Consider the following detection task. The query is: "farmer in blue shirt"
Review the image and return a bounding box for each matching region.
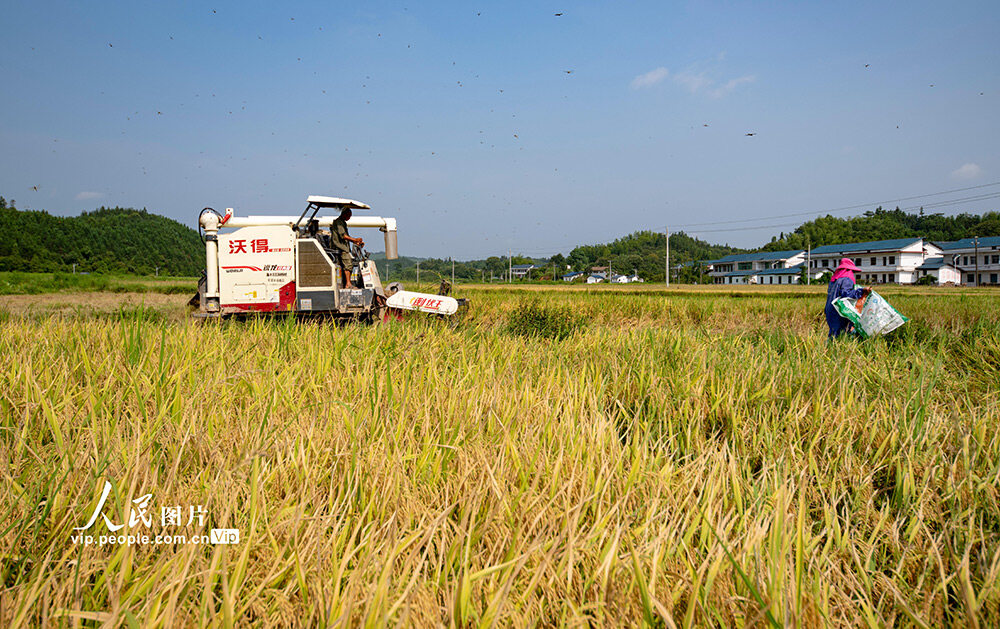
[825,258,871,337]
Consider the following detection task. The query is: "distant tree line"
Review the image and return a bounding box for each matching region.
[0,197,204,275]
[369,252,539,283]
[6,195,996,283]
[369,231,738,283]
[762,207,1000,252]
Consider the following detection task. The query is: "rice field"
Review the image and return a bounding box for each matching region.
[2,285,999,626]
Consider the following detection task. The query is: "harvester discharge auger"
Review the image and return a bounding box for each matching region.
[189,196,464,321]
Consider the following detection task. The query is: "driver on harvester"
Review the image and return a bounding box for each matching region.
[330,207,365,288]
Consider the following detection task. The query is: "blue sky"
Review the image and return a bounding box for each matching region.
[2,1,998,258]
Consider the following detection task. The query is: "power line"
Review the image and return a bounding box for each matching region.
[481,184,1000,256]
[672,180,1000,229]
[901,191,1000,210]
[684,191,1000,235]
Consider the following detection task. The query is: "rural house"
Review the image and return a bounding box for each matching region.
[933,237,1000,286]
[807,238,940,284]
[754,265,805,285]
[709,250,805,285]
[510,264,535,279]
[915,257,962,285]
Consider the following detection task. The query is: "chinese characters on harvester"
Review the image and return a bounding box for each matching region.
[229,238,270,254]
[71,480,239,546]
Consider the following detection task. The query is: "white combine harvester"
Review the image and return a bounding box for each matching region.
[190,195,462,320]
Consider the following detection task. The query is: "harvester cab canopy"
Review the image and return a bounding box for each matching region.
[305,196,371,210]
[297,196,372,237]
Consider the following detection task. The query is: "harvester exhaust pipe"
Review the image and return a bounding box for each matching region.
[382,218,398,260]
[199,207,227,313]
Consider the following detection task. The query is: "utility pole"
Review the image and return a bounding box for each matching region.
[665,226,669,287]
[508,250,512,283]
[451,259,455,286]
[806,241,811,286]
[416,261,420,288]
[975,236,980,287]
[72,263,77,274]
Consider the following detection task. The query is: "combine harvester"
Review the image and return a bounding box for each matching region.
[190,195,462,321]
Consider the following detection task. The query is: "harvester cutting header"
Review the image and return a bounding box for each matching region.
[191,195,461,320]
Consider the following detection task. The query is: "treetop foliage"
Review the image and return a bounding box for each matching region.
[762,207,1000,252]
[0,197,204,275]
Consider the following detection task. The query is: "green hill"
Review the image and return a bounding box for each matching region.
[566,230,742,282]
[0,197,204,276]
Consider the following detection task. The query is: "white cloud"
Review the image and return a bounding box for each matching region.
[709,74,756,98]
[631,57,755,97]
[630,67,669,90]
[75,191,104,200]
[950,163,982,180]
[670,68,754,98]
[672,71,713,94]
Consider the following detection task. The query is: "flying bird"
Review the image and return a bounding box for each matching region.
[564,70,573,74]
[864,64,870,68]
[745,132,756,136]
[32,186,38,191]
[554,13,564,16]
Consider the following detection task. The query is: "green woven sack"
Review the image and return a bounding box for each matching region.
[832,291,908,339]
[832,296,864,334]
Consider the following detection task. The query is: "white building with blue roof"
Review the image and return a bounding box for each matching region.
[932,237,1000,285]
[915,256,962,285]
[510,263,535,279]
[806,238,939,284]
[755,265,806,285]
[709,249,805,284]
